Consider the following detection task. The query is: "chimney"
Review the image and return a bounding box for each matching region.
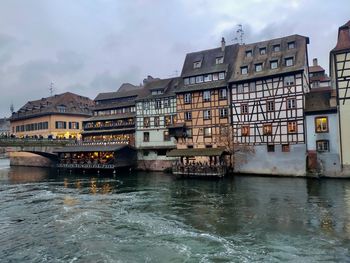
[221,37,226,52]
[313,58,318,67]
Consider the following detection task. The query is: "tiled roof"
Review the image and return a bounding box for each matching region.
[305,88,336,113]
[136,77,180,101]
[309,65,325,73]
[94,83,142,101]
[10,92,94,121]
[332,20,350,52]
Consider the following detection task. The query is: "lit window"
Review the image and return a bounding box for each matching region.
[143,132,149,142]
[315,117,328,133]
[317,140,329,152]
[185,111,192,121]
[143,117,150,128]
[267,101,275,112]
[219,72,225,79]
[204,127,212,137]
[255,63,263,72]
[288,121,297,133]
[260,47,266,55]
[219,88,227,99]
[282,144,290,152]
[203,110,211,120]
[241,104,248,114]
[203,90,211,102]
[242,126,250,136]
[284,75,295,86]
[196,75,204,83]
[285,57,294,67]
[164,115,172,126]
[184,78,189,85]
[216,56,224,64]
[241,66,248,75]
[204,74,212,82]
[273,44,280,52]
[263,124,272,135]
[288,41,295,49]
[267,145,275,152]
[219,108,228,118]
[246,50,253,57]
[163,131,170,141]
[193,61,201,69]
[184,93,192,104]
[270,60,278,69]
[287,98,296,109]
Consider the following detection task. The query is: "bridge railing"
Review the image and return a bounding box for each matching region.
[0,138,75,147]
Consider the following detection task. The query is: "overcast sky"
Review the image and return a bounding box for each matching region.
[0,0,348,117]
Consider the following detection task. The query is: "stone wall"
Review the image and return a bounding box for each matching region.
[9,152,55,168]
[137,159,173,171]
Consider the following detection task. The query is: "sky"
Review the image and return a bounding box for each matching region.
[0,0,348,117]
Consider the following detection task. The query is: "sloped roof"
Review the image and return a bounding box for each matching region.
[136,77,180,101]
[309,65,325,73]
[94,84,142,101]
[332,20,350,52]
[11,92,94,121]
[305,88,336,113]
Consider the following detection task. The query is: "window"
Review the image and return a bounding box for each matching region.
[288,121,297,133]
[317,140,329,152]
[285,57,294,67]
[212,73,219,81]
[287,98,296,109]
[163,131,170,141]
[143,102,150,110]
[284,75,295,86]
[143,117,150,128]
[270,60,278,69]
[216,57,224,64]
[204,127,212,137]
[186,128,192,138]
[155,100,162,109]
[219,108,228,118]
[249,82,256,92]
[242,126,250,136]
[151,90,163,95]
[259,47,266,55]
[246,50,253,57]
[241,104,248,114]
[55,121,66,129]
[241,66,248,75]
[203,90,211,102]
[185,111,192,121]
[69,122,79,129]
[143,132,150,142]
[267,101,275,112]
[282,144,290,152]
[219,88,227,99]
[315,117,328,133]
[288,41,295,49]
[219,72,225,79]
[184,93,192,104]
[154,116,160,127]
[237,84,244,93]
[255,63,263,72]
[263,124,272,135]
[203,110,211,120]
[184,78,190,85]
[204,74,212,82]
[164,115,172,126]
[272,44,280,52]
[196,75,204,83]
[193,61,201,69]
[190,77,196,84]
[267,145,275,152]
[57,105,66,113]
[164,99,169,108]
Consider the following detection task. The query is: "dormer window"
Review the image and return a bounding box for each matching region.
[245,50,253,57]
[218,72,225,79]
[184,78,189,85]
[204,74,212,82]
[285,57,294,67]
[193,61,201,69]
[151,90,163,95]
[241,66,248,75]
[255,63,263,72]
[57,105,66,113]
[259,47,266,55]
[190,77,195,84]
[273,44,281,52]
[195,75,204,83]
[270,60,278,69]
[288,41,295,49]
[216,56,224,64]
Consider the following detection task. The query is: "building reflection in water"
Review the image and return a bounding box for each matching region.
[62,176,115,195]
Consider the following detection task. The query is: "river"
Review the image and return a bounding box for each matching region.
[0,158,350,262]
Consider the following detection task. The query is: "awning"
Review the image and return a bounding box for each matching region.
[54,144,133,153]
[138,145,176,150]
[166,147,228,157]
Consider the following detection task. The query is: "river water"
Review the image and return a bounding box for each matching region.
[0,158,350,262]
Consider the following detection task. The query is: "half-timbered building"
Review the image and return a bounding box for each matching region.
[330,20,350,173]
[229,35,310,175]
[82,83,142,146]
[135,77,179,170]
[171,38,237,151]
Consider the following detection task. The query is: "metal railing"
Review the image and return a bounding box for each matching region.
[0,138,75,147]
[57,163,115,169]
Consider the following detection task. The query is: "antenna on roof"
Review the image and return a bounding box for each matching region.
[233,24,245,45]
[49,82,54,97]
[10,103,14,114]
